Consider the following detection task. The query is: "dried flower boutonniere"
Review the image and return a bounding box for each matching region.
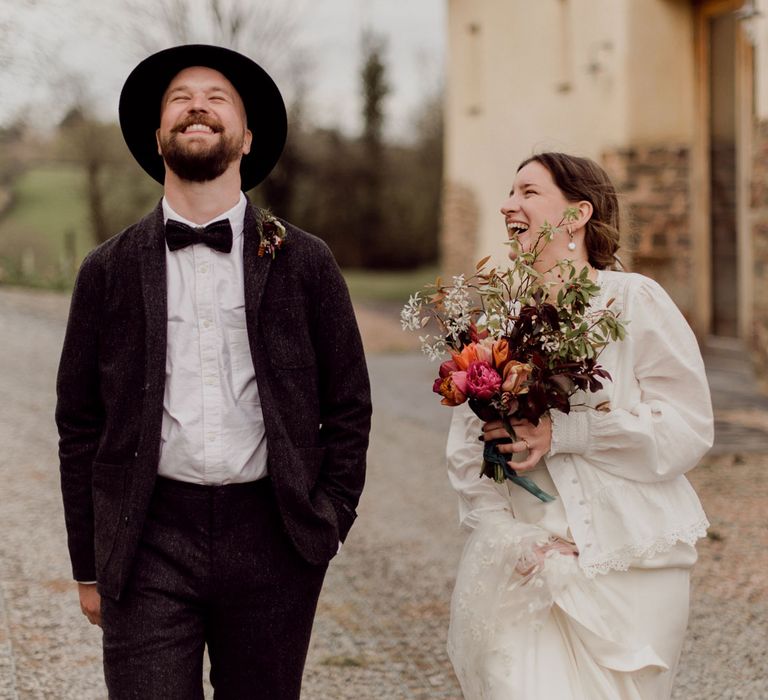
[258,213,288,258]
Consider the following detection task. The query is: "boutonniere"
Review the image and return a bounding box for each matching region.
[258,212,288,258]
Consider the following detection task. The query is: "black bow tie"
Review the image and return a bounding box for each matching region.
[165,218,233,254]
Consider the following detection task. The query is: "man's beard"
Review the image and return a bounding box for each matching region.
[159,120,245,183]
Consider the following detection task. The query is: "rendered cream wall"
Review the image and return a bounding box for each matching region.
[753,0,768,120]
[445,0,697,263]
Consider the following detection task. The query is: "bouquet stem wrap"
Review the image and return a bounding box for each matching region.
[481,438,555,503]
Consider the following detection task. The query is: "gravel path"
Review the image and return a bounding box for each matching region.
[0,287,765,699]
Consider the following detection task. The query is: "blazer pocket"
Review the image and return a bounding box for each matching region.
[91,461,128,576]
[263,297,315,369]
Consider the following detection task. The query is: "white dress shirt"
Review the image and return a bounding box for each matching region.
[447,270,713,577]
[158,193,268,484]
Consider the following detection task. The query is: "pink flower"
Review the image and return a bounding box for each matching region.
[452,371,468,395]
[465,361,502,400]
[475,336,495,364]
[439,358,459,378]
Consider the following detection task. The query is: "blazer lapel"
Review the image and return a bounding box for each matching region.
[243,202,272,338]
[138,204,168,441]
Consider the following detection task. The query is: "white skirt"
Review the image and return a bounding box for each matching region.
[447,468,695,700]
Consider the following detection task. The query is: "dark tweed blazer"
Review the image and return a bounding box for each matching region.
[55,201,372,600]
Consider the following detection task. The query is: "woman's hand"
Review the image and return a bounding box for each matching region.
[481,415,552,473]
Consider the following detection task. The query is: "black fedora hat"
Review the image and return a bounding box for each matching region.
[119,44,287,191]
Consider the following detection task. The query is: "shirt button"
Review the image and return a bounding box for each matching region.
[585,542,593,548]
[578,500,586,506]
[202,320,212,329]
[584,518,591,525]
[571,478,578,485]
[205,377,216,386]
[207,433,216,442]
[198,265,208,273]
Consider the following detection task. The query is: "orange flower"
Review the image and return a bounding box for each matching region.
[502,361,532,395]
[492,338,511,371]
[452,344,479,371]
[436,372,468,406]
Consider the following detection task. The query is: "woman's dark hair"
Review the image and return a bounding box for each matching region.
[517,152,621,270]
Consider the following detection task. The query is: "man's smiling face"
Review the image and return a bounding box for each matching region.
[156,65,252,183]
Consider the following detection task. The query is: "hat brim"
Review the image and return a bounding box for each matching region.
[119,44,287,191]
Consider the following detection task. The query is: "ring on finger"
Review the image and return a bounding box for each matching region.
[521,438,531,452]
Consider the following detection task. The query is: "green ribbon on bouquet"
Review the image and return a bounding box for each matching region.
[481,437,556,503]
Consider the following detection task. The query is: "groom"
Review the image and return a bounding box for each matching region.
[55,44,371,699]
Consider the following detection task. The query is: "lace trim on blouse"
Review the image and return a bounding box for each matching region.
[580,517,710,577]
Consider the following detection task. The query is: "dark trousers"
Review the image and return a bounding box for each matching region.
[101,477,328,700]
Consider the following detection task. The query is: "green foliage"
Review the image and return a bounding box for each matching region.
[252,32,442,271]
[57,108,162,245]
[0,164,90,287]
[0,111,161,287]
[343,265,438,303]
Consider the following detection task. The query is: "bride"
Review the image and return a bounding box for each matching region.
[446,152,713,699]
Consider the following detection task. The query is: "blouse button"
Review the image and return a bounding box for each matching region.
[571,478,578,485]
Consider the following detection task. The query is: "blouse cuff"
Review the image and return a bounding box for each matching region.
[549,409,589,456]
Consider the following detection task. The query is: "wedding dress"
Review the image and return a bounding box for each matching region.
[447,463,696,700]
[446,271,713,699]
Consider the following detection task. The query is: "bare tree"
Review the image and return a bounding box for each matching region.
[122,0,307,79]
[58,101,160,245]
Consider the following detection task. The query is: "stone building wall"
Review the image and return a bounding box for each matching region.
[440,180,480,279]
[750,119,768,373]
[601,145,693,317]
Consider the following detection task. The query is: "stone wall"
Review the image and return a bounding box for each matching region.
[440,179,480,278]
[750,119,768,374]
[601,144,693,317]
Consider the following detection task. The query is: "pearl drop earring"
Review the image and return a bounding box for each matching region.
[567,226,576,251]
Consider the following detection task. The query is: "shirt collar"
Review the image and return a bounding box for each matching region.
[162,192,247,241]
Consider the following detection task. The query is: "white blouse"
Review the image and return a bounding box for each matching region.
[446,270,713,577]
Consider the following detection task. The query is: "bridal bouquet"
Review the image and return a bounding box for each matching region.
[401,211,626,502]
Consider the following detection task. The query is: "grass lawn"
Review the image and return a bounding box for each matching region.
[342,266,438,305]
[0,164,91,284]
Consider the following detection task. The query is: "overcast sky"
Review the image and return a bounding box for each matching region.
[1,0,445,142]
